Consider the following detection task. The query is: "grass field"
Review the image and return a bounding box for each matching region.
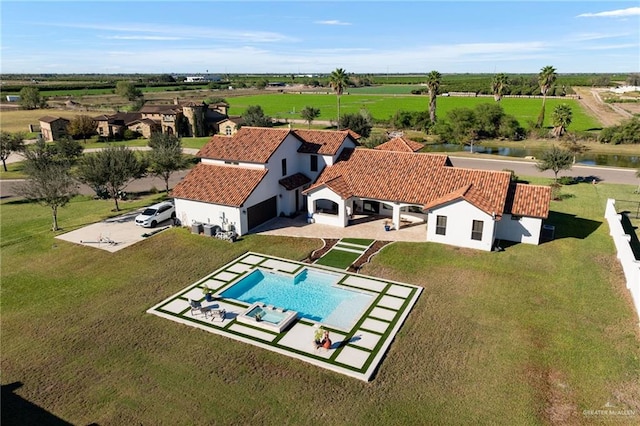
[1,178,639,424]
[227,93,602,131]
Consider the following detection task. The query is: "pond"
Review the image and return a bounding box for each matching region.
[421,144,639,168]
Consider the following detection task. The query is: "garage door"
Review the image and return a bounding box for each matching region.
[247,196,277,230]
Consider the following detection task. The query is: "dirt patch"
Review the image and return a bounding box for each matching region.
[572,87,633,127]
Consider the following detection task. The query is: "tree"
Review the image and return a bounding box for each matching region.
[426,70,442,124]
[561,136,590,164]
[67,115,97,143]
[18,87,46,110]
[551,104,573,137]
[536,145,573,183]
[0,131,25,171]
[256,79,269,90]
[148,133,186,192]
[626,73,640,86]
[17,139,77,231]
[329,68,349,130]
[536,65,557,128]
[491,73,509,102]
[446,107,479,152]
[599,117,640,145]
[300,106,321,128]
[115,81,143,101]
[339,110,373,138]
[53,137,84,164]
[242,105,273,127]
[76,145,147,211]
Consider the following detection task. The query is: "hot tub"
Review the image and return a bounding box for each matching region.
[236,302,298,333]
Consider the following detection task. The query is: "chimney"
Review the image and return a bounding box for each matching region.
[173,97,179,105]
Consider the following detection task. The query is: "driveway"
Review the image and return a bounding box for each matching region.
[55,210,173,252]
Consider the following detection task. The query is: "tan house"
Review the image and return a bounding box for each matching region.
[39,116,70,141]
[216,116,244,135]
[94,112,146,139]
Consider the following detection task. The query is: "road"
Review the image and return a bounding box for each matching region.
[449,155,638,185]
[1,156,637,200]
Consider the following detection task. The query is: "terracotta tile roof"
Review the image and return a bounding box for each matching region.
[506,183,552,218]
[279,173,311,190]
[171,163,267,207]
[295,129,358,155]
[346,129,362,140]
[197,127,293,163]
[375,137,424,153]
[139,105,182,114]
[306,149,517,217]
[305,149,450,204]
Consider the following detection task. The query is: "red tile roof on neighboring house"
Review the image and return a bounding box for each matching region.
[294,129,358,155]
[171,163,267,207]
[375,137,424,153]
[197,127,293,163]
[505,183,552,218]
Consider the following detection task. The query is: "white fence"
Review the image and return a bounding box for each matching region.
[605,199,640,321]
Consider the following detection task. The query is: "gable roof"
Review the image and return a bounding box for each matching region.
[305,149,451,204]
[171,163,267,207]
[279,172,312,190]
[197,127,294,163]
[306,148,514,218]
[375,136,424,153]
[505,183,552,218]
[139,104,182,114]
[39,116,69,123]
[294,129,358,155]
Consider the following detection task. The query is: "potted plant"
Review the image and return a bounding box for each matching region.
[202,285,214,302]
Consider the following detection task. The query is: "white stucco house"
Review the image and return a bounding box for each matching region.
[173,127,552,251]
[172,127,359,235]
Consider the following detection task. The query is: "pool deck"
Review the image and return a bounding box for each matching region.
[147,252,422,381]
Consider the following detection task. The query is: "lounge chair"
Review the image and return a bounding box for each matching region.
[189,299,202,315]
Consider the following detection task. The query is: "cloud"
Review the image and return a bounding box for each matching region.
[103,35,185,41]
[314,20,351,26]
[577,7,640,18]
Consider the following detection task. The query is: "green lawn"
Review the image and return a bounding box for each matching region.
[1,180,639,424]
[314,249,362,269]
[226,93,601,131]
[340,238,374,246]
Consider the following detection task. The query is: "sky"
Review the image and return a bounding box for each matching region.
[1,1,639,74]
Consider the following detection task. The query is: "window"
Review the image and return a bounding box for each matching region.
[310,155,318,172]
[281,158,287,176]
[225,126,232,135]
[471,220,484,241]
[435,215,447,235]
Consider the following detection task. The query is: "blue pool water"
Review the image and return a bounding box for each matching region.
[220,268,374,330]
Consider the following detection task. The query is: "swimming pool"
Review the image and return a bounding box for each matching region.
[220,268,374,330]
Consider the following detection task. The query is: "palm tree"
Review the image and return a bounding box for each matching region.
[491,73,509,102]
[551,104,572,137]
[426,70,442,124]
[329,68,349,130]
[536,65,557,128]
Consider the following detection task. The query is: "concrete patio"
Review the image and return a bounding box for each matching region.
[251,213,427,242]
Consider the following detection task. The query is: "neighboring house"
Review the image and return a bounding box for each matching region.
[216,117,244,135]
[38,116,70,141]
[93,99,231,139]
[374,136,424,153]
[305,148,551,251]
[172,127,360,235]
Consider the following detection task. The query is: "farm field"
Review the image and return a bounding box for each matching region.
[1,179,639,424]
[226,93,602,131]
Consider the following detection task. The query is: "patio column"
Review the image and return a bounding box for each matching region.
[392,204,401,230]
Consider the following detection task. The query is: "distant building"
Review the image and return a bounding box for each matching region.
[6,95,20,102]
[39,116,70,141]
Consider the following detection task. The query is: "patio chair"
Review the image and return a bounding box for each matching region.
[189,299,202,316]
[210,309,226,322]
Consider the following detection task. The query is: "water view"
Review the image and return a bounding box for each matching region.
[422,144,639,168]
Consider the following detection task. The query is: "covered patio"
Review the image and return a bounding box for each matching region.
[251,212,426,242]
